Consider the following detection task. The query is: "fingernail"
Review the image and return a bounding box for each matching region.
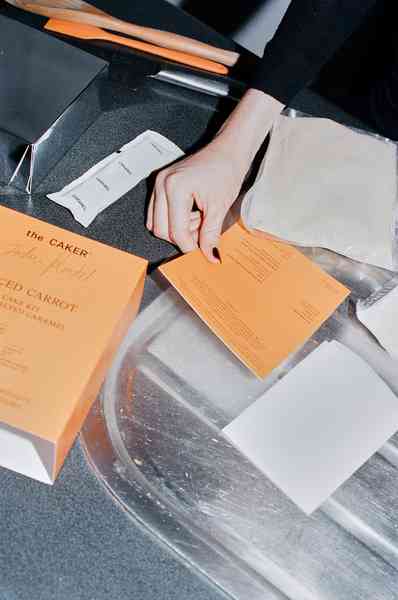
[212,247,222,263]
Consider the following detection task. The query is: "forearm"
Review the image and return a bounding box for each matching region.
[212,89,284,174]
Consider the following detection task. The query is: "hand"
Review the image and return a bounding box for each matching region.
[147,89,284,262]
[146,138,247,263]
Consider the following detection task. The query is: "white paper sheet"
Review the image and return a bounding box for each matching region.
[223,340,398,514]
[358,285,398,359]
[48,130,184,227]
[241,116,397,270]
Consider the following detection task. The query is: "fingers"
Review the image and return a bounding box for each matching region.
[153,175,171,242]
[147,168,226,264]
[166,175,197,253]
[191,227,200,247]
[147,171,199,253]
[146,141,242,261]
[199,209,224,263]
[189,211,201,232]
[148,176,224,263]
[147,172,170,241]
[146,191,154,231]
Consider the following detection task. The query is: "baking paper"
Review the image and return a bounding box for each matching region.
[223,340,398,514]
[48,130,184,227]
[241,116,397,270]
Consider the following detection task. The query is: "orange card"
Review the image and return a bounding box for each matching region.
[160,223,349,379]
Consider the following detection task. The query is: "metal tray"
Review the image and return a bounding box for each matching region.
[82,247,398,599]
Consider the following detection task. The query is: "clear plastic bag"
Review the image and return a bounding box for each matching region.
[241,108,398,278]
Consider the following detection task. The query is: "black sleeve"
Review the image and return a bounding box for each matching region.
[250,0,380,104]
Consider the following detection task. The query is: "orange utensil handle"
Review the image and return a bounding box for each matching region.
[44,18,229,75]
[104,31,229,75]
[25,2,239,67]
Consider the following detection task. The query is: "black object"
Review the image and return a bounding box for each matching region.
[212,247,221,262]
[0,14,107,191]
[314,1,398,138]
[181,0,263,36]
[249,0,380,104]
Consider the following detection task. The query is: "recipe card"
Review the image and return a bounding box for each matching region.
[159,223,349,379]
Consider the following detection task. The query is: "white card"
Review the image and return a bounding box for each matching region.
[223,340,398,514]
[358,286,398,359]
[48,130,184,227]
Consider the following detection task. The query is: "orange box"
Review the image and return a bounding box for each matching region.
[0,205,147,484]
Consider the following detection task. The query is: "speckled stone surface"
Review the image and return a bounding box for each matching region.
[0,69,230,600]
[0,2,366,597]
[0,438,228,600]
[0,87,362,600]
[0,12,235,596]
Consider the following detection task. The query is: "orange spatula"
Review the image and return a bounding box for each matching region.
[44,19,229,75]
[7,0,239,66]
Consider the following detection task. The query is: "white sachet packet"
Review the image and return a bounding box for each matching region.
[241,116,397,270]
[48,130,184,227]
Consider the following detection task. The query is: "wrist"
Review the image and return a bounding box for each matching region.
[214,89,284,172]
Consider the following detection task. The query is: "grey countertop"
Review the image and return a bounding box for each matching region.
[0,2,367,598]
[0,74,230,600]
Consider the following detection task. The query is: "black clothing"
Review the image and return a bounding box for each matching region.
[250,0,380,103]
[250,0,398,138]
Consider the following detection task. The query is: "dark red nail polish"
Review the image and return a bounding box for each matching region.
[212,247,221,262]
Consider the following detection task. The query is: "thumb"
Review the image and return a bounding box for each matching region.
[199,211,224,263]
